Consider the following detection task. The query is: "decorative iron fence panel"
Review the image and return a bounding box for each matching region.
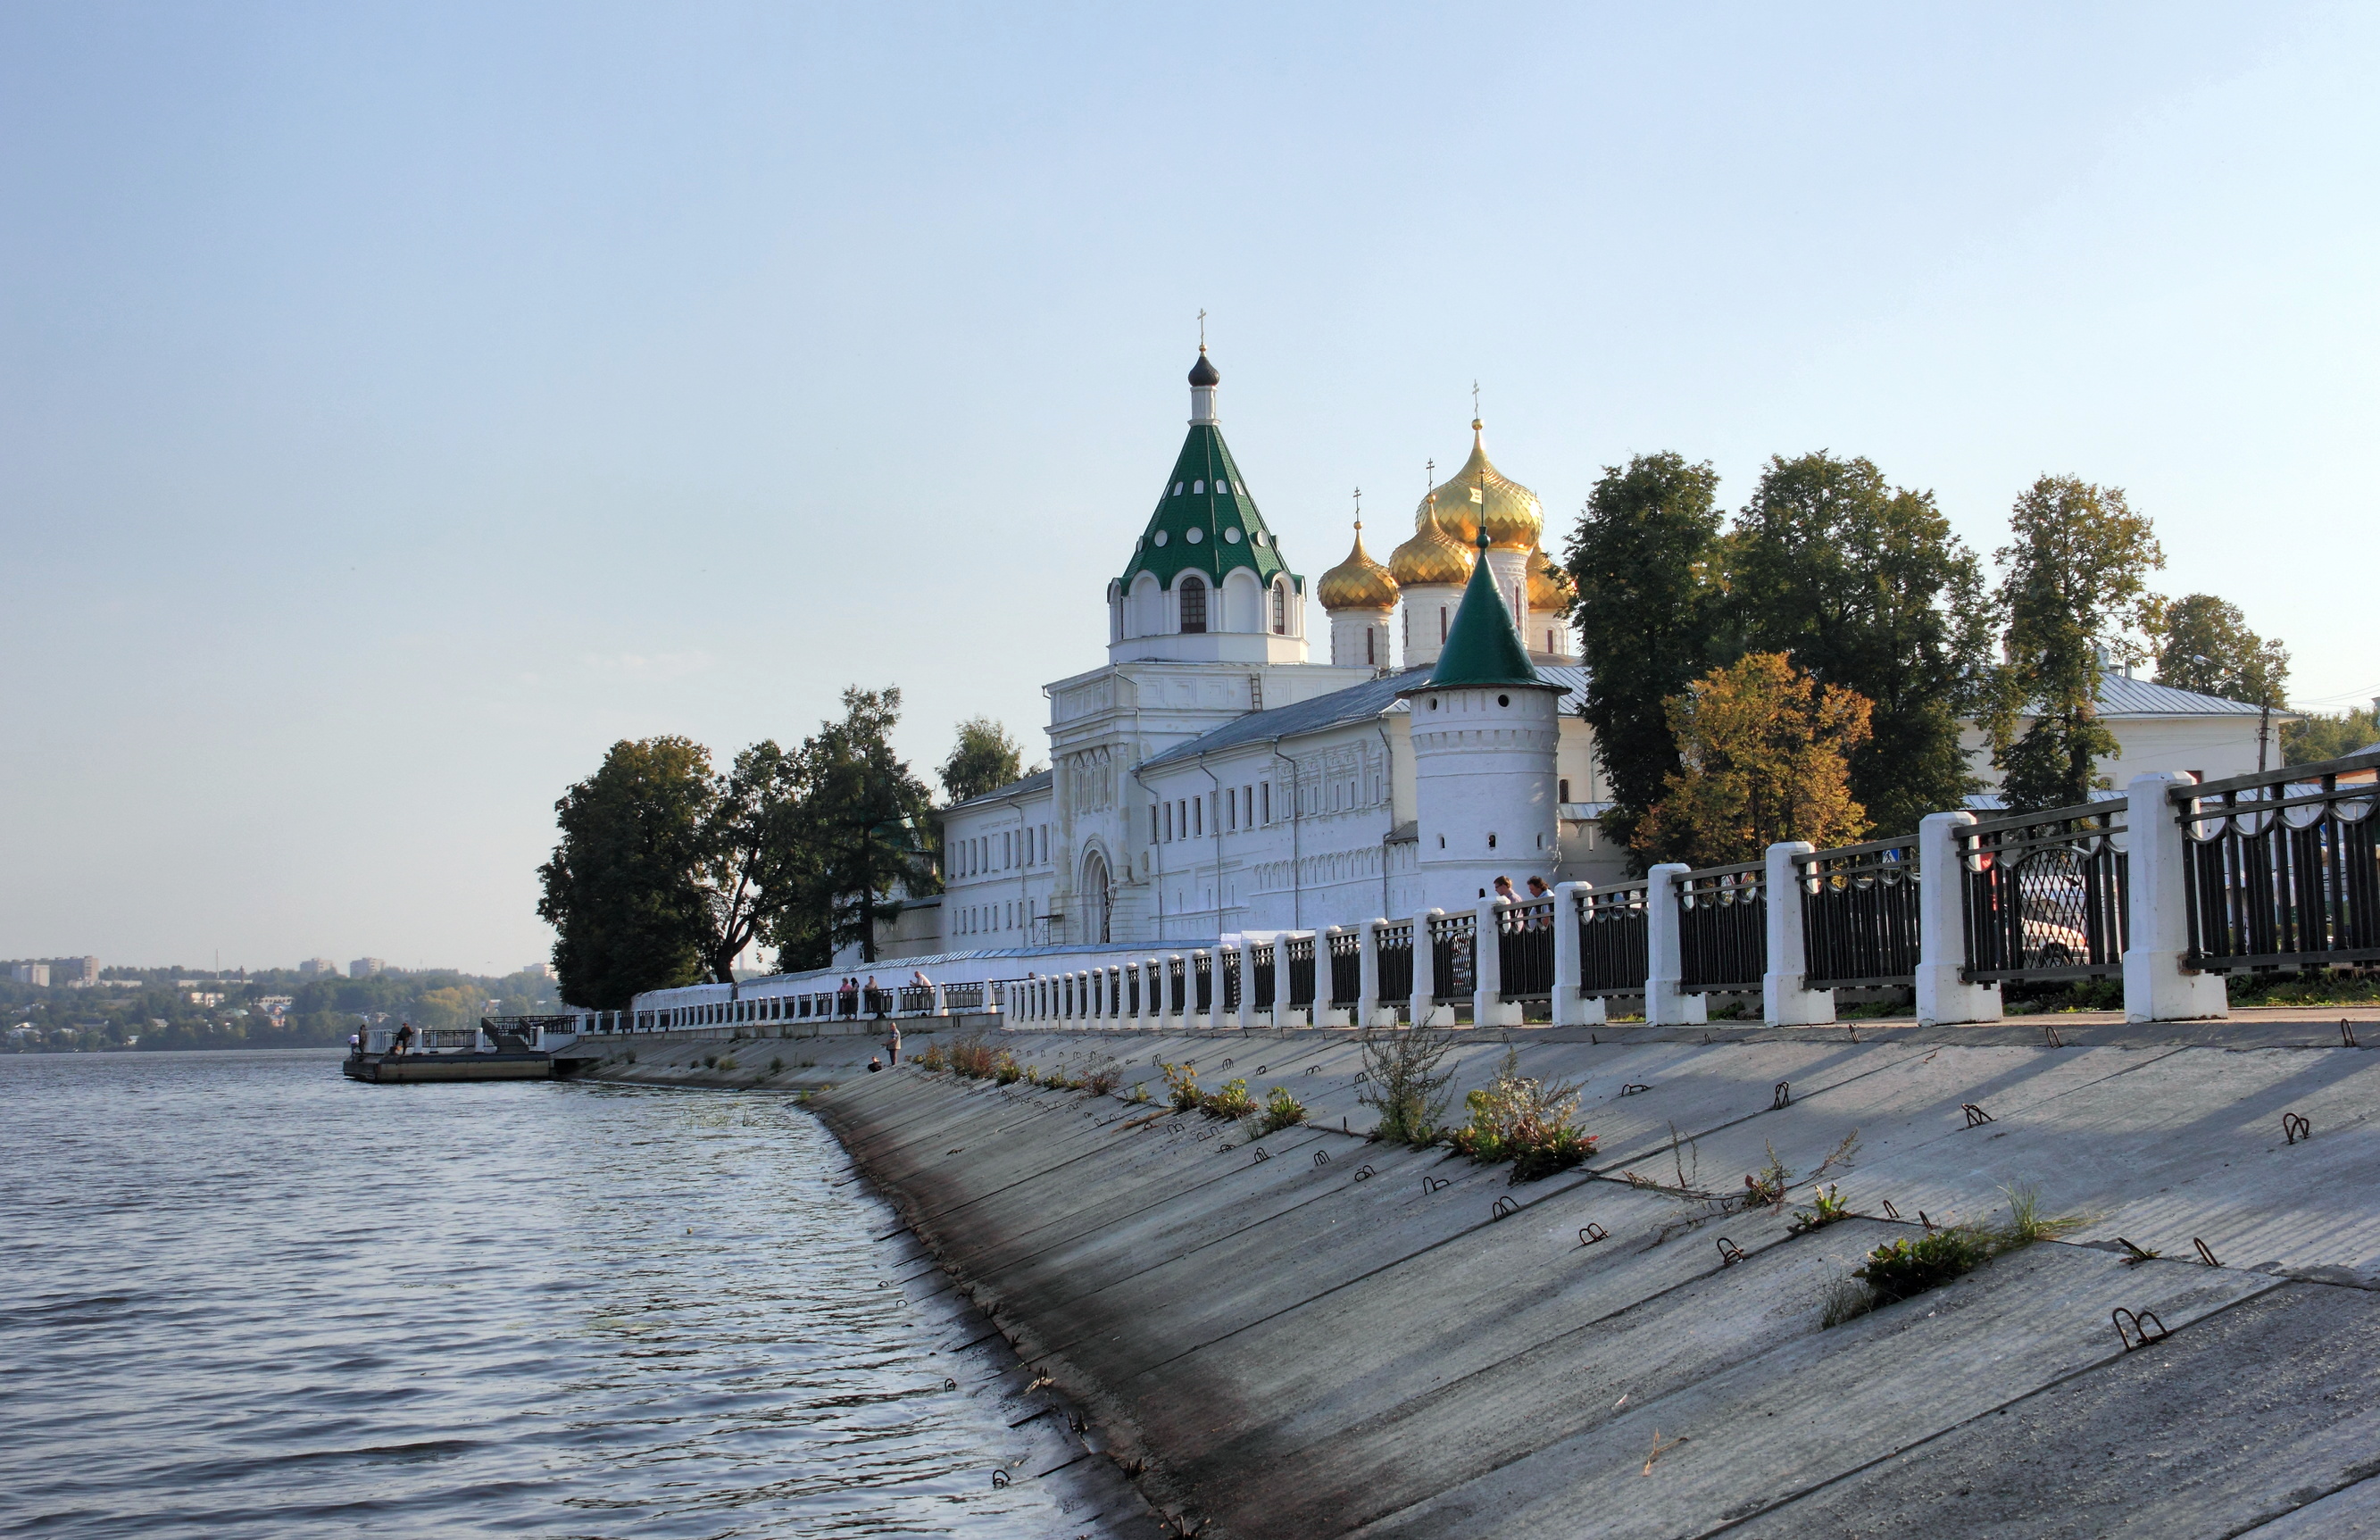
[1577,885,1650,996]
[1286,936,1317,1008]
[1168,957,1186,1013]
[897,984,933,1014]
[1329,929,1362,1003]
[1429,912,1477,1003]
[944,982,985,1012]
[1221,952,1241,1012]
[1957,800,2128,981]
[1377,920,1415,1002]
[1498,899,1556,999]
[1678,862,1767,992]
[1797,837,1921,987]
[1249,944,1275,1012]
[2179,753,2380,971]
[1193,952,1212,1013]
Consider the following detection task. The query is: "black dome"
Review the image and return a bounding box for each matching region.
[1187,350,1219,387]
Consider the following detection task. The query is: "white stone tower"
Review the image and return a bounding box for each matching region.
[1317,510,1398,670]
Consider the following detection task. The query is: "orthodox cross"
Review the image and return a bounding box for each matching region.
[1472,379,1480,419]
[1197,309,1207,348]
[1352,487,1362,527]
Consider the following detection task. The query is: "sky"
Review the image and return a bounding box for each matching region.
[4,2,2375,974]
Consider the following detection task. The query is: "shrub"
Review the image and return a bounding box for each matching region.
[1161,1061,1201,1113]
[915,1041,950,1071]
[714,1054,736,1073]
[1081,1057,1121,1097]
[1445,1049,1596,1184]
[1827,1183,2083,1324]
[1202,1078,1257,1120]
[994,1054,1023,1086]
[1256,1086,1307,1135]
[1359,1026,1457,1146]
[769,1055,784,1074]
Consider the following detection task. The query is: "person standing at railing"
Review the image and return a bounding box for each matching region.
[864,975,884,1017]
[837,977,857,1019]
[1494,875,1518,902]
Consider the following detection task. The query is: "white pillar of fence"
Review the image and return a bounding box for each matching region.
[1644,863,1709,1026]
[1551,881,1605,1027]
[1914,811,2001,1026]
[1474,897,1517,1028]
[1411,909,1442,1027]
[1311,928,1340,1027]
[1134,960,1153,1030]
[1223,942,1244,1030]
[1156,956,1176,1031]
[1763,842,1836,1026]
[1357,920,1383,1028]
[2124,770,2230,1023]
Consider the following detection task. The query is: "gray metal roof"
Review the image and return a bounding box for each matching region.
[2088,670,2282,718]
[943,768,1053,814]
[1142,662,1591,770]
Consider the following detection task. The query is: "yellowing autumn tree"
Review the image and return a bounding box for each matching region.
[1635,653,1876,869]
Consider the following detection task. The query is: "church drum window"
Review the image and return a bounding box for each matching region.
[1180,575,1207,633]
[1271,581,1286,635]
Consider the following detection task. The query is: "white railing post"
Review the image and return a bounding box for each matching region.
[1645,864,1708,1026]
[1474,898,1514,1027]
[1411,910,1442,1028]
[1357,920,1383,1028]
[2124,772,2229,1022]
[1763,842,1835,1026]
[1313,928,1341,1028]
[1551,882,1604,1026]
[1915,812,2001,1026]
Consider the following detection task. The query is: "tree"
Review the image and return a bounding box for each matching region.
[2284,707,2379,767]
[1987,476,2164,812]
[766,687,939,969]
[940,716,1028,804]
[1635,653,1875,869]
[537,737,712,1009]
[1728,452,1993,837]
[2154,593,2291,771]
[1564,453,1731,863]
[690,739,811,985]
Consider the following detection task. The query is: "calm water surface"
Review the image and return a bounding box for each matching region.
[0,1050,1075,1537]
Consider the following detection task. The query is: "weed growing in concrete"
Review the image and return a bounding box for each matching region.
[2226,969,2380,1008]
[913,1041,949,1071]
[1256,1086,1307,1134]
[1818,1276,1875,1328]
[927,1036,1020,1084]
[1359,1025,1457,1145]
[625,1051,637,1064]
[1202,1078,1257,1120]
[1161,1061,1202,1113]
[1788,1184,1854,1233]
[769,1055,784,1075]
[1446,1049,1595,1184]
[714,1054,737,1073]
[1829,1183,2084,1323]
[1739,1143,1791,1209]
[1128,1081,1152,1104]
[994,1055,1023,1086]
[1080,1057,1121,1097]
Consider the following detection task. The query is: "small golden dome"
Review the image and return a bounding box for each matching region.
[1388,497,1475,587]
[1527,545,1574,613]
[1319,522,1399,612]
[1419,420,1542,551]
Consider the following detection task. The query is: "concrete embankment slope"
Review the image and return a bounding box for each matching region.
[811,1024,2380,1539]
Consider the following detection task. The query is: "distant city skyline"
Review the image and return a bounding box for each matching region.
[4,3,2375,968]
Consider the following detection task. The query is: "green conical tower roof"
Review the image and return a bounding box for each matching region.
[1427,527,1544,688]
[1119,351,1297,594]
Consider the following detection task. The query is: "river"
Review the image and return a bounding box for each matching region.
[0,1049,1089,1537]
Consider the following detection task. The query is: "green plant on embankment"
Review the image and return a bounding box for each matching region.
[1201,1078,1257,1120]
[1789,1184,1854,1233]
[713,1054,736,1073]
[1445,1049,1596,1184]
[1161,1061,1202,1113]
[1824,1183,2084,1328]
[1358,1025,1457,1146]
[1255,1086,1306,1134]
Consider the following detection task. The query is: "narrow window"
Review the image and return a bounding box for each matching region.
[1163,803,1172,842]
[1546,629,1555,653]
[1152,805,1161,842]
[1560,778,1571,802]
[1261,782,1270,823]
[1365,628,1375,665]
[1439,607,1449,643]
[1179,575,1207,633]
[1271,582,1286,634]
[1194,796,1203,837]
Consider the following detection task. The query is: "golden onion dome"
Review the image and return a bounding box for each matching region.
[1387,495,1475,587]
[1527,545,1574,612]
[1419,420,1543,551]
[1318,521,1399,612]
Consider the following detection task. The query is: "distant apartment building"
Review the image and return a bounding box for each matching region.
[350,957,386,978]
[11,963,50,986]
[60,956,98,986]
[297,958,339,978]
[520,962,553,979]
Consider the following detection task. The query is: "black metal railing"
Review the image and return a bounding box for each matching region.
[1168,956,1186,1014]
[1577,884,1649,997]
[945,981,986,1012]
[1248,944,1274,1013]
[2179,752,2380,971]
[1328,928,1361,1005]
[1194,952,1214,1013]
[1678,862,1767,993]
[1286,935,1317,1009]
[1497,898,1556,999]
[1798,837,1920,987]
[1377,920,1414,1003]
[896,984,933,1015]
[1221,950,1241,1013]
[1957,800,2128,981]
[1428,911,1476,1003]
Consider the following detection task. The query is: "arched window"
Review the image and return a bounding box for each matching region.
[1180,575,1207,633]
[1271,581,1287,634]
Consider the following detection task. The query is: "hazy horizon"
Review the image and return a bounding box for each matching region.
[6,3,2375,971]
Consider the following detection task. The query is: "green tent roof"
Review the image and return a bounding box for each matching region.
[1119,422,1298,593]
[1426,532,1544,688]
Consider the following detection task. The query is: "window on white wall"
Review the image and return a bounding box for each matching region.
[1194,797,1203,837]
[1261,783,1270,822]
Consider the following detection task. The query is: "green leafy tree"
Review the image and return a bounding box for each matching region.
[2284,707,2380,767]
[768,687,940,968]
[940,716,1028,804]
[1635,653,1875,868]
[1729,452,1992,837]
[2154,593,2291,771]
[1986,476,2165,812]
[1564,453,1732,863]
[537,737,712,1009]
